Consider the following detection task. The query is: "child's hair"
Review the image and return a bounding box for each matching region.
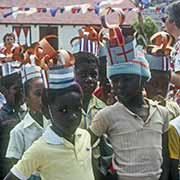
[73,52,98,67]
[42,84,83,107]
[0,72,21,90]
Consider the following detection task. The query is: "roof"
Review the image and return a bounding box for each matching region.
[0,0,137,25]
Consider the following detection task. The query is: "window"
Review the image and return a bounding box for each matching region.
[12,26,31,46]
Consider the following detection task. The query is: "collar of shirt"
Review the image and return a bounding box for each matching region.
[42,126,83,145]
[121,98,158,123]
[86,95,106,113]
[23,112,48,129]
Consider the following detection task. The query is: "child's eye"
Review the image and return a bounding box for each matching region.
[59,108,68,113]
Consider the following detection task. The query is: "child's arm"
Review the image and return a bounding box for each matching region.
[159,131,170,180]
[168,124,180,180]
[88,110,109,146]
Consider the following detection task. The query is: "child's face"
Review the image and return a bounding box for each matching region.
[75,62,98,96]
[26,78,43,113]
[50,91,82,137]
[145,71,170,99]
[111,74,143,103]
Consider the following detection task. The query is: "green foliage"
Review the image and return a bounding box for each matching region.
[133,16,158,46]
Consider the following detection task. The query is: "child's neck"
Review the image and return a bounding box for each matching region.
[123,95,149,122]
[29,111,43,127]
[51,126,75,145]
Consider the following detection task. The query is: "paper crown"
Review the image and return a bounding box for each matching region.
[146,54,171,71]
[41,49,77,90]
[2,61,21,77]
[21,64,43,84]
[44,65,76,90]
[70,26,101,56]
[99,8,151,80]
[146,31,173,72]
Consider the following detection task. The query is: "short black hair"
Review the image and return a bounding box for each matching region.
[42,84,83,107]
[0,72,21,90]
[168,1,180,28]
[73,52,98,67]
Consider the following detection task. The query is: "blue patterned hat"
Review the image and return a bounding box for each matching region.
[42,49,77,90]
[106,38,151,81]
[21,63,43,84]
[71,26,99,56]
[44,65,77,90]
[146,54,171,71]
[2,61,21,77]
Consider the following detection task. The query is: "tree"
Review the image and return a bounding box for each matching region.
[133,16,158,46]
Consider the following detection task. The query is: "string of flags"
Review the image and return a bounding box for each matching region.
[0,2,167,19]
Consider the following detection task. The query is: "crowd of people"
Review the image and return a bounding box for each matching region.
[1,1,180,180]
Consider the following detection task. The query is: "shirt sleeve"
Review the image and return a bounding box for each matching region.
[6,128,24,159]
[90,109,109,137]
[10,141,43,179]
[168,124,180,160]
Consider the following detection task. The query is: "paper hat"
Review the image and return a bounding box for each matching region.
[44,65,77,90]
[99,8,151,80]
[70,26,100,56]
[2,61,21,77]
[146,31,173,72]
[146,54,171,71]
[106,39,151,80]
[21,63,43,84]
[42,49,77,90]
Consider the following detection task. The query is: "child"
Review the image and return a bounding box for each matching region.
[89,26,169,180]
[4,51,95,180]
[74,52,106,129]
[0,71,24,179]
[6,64,49,180]
[145,35,180,121]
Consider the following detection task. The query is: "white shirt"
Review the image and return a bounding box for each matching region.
[6,112,50,159]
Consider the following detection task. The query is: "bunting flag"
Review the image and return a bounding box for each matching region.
[0,2,168,19]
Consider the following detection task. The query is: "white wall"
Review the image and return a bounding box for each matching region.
[0,24,13,43]
[58,25,83,51]
[0,24,84,51]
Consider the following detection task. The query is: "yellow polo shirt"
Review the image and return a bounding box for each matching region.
[11,127,95,180]
[168,116,180,159]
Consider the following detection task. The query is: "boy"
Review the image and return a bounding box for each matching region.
[4,52,95,180]
[0,71,24,179]
[89,32,169,180]
[74,52,106,129]
[6,64,49,180]
[145,43,180,121]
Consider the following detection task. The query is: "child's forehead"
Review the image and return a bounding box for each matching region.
[76,62,98,70]
[53,91,82,105]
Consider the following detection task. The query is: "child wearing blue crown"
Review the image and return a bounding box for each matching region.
[89,9,169,180]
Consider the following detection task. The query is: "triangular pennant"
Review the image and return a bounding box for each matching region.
[50,7,59,17]
[60,7,65,13]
